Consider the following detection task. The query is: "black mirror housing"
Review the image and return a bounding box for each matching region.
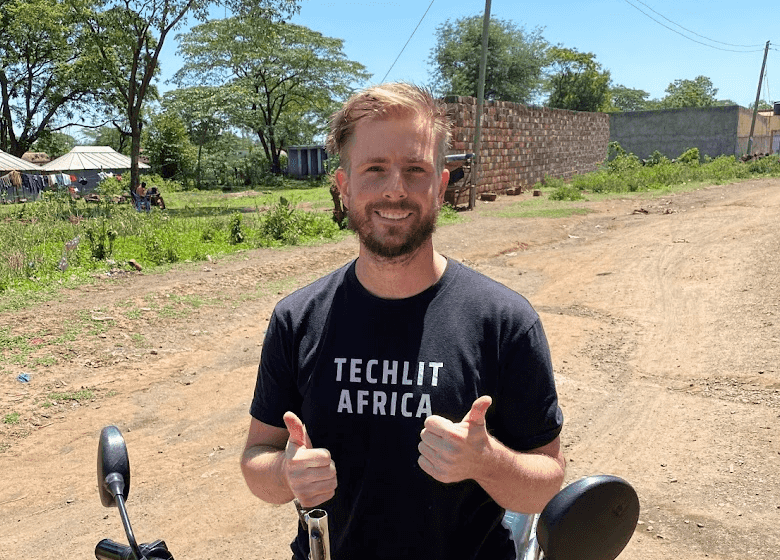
[97,425,131,507]
[537,475,640,560]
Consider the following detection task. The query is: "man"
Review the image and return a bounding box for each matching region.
[241,83,565,560]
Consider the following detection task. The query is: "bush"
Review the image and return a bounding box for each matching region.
[745,155,780,175]
[677,147,700,166]
[84,218,117,260]
[643,151,670,166]
[260,197,338,245]
[96,173,185,197]
[549,184,584,201]
[229,212,245,245]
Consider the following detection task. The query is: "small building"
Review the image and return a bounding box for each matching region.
[41,146,149,193]
[286,145,328,178]
[0,149,45,202]
[757,102,780,154]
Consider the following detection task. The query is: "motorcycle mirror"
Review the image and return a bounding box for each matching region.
[97,425,131,507]
[536,475,639,560]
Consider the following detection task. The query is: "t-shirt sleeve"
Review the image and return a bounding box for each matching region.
[249,307,302,428]
[490,316,563,451]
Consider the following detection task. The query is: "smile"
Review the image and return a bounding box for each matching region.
[376,210,412,220]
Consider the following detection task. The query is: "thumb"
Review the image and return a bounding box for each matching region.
[283,411,312,448]
[461,395,492,426]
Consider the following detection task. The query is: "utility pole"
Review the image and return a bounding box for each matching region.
[470,0,491,210]
[747,40,770,156]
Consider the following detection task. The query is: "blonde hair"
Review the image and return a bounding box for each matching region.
[327,83,452,173]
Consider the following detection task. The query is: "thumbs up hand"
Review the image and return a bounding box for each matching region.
[417,396,493,484]
[282,411,337,507]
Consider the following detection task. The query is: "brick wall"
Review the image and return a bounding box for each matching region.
[443,96,610,205]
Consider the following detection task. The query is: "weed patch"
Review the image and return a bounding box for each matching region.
[44,389,94,407]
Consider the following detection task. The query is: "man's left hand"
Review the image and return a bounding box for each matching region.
[417,395,493,484]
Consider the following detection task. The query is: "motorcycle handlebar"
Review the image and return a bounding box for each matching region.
[96,539,173,560]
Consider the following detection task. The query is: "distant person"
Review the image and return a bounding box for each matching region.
[135,182,150,212]
[147,186,166,210]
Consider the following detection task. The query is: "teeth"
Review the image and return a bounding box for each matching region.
[378,211,410,220]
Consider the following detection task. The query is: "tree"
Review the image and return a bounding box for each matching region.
[174,16,369,174]
[81,125,131,154]
[80,0,207,194]
[607,85,651,112]
[545,47,611,112]
[0,0,102,156]
[749,100,773,111]
[161,87,229,188]
[661,76,718,108]
[144,111,195,180]
[429,16,548,103]
[80,0,300,192]
[31,131,76,158]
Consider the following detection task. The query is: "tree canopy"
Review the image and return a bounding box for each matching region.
[174,16,369,173]
[608,85,651,112]
[660,76,719,108]
[0,0,102,156]
[545,47,611,112]
[80,0,217,191]
[429,16,548,104]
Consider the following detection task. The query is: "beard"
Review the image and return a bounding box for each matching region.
[347,198,440,259]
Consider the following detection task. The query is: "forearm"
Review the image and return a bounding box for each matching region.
[474,437,565,514]
[240,444,295,505]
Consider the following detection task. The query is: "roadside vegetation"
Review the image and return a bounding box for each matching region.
[2,146,778,308]
[0,175,345,306]
[540,143,780,202]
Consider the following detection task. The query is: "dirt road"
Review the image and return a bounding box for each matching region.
[1,178,779,560]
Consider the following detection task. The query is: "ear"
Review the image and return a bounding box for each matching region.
[335,168,349,209]
[438,168,450,204]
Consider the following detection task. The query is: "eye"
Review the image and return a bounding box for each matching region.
[366,165,385,172]
[407,166,426,173]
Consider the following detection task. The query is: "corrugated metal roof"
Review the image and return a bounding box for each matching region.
[0,149,43,171]
[41,146,150,171]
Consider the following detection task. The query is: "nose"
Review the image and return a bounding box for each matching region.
[382,168,407,200]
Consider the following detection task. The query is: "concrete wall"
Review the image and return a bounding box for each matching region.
[610,105,777,159]
[609,105,744,160]
[443,96,610,205]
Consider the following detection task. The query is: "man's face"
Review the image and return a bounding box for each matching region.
[335,113,449,260]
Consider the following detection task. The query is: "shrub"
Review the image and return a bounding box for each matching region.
[677,147,700,166]
[643,151,670,166]
[260,197,338,245]
[549,184,584,201]
[84,218,118,260]
[229,212,245,245]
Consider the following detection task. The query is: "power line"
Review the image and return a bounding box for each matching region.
[381,0,436,82]
[630,0,765,48]
[622,0,766,53]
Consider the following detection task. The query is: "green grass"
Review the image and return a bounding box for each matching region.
[495,197,593,219]
[42,389,94,408]
[3,412,20,424]
[0,180,345,303]
[2,155,779,312]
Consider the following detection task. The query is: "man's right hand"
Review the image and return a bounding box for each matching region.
[283,411,337,508]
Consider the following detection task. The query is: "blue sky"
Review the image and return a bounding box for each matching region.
[157,0,779,107]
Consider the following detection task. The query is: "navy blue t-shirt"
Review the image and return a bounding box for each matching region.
[250,259,563,560]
